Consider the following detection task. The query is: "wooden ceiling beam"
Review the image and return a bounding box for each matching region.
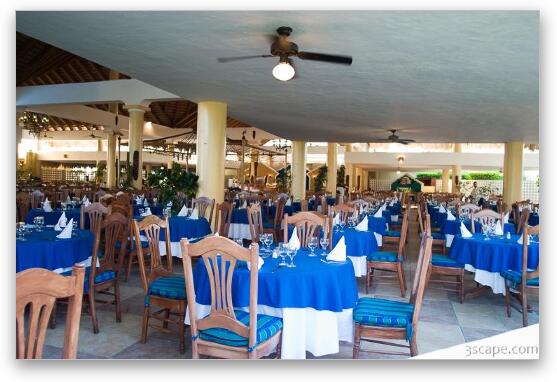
[66,61,86,82]
[17,47,73,85]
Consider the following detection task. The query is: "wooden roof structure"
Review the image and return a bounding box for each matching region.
[17,32,251,132]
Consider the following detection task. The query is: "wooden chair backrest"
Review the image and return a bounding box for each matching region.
[300,199,308,212]
[522,225,540,281]
[90,212,128,286]
[513,204,531,234]
[93,190,106,203]
[81,202,109,232]
[193,196,216,226]
[214,202,233,236]
[16,192,31,222]
[181,236,259,352]
[470,209,504,233]
[283,211,331,249]
[16,265,85,359]
[330,204,357,224]
[273,197,287,230]
[396,211,410,260]
[458,203,481,216]
[31,191,44,209]
[247,204,264,242]
[320,195,328,215]
[409,234,433,326]
[132,215,173,294]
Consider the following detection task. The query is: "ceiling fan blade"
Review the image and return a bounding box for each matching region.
[367,138,393,143]
[297,51,352,65]
[398,139,415,143]
[217,54,274,63]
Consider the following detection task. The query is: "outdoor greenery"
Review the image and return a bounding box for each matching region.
[461,171,503,180]
[314,165,328,192]
[416,172,442,180]
[336,165,346,188]
[146,162,199,213]
[95,162,106,184]
[276,165,292,193]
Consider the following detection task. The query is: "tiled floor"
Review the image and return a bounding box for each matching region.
[42,211,538,359]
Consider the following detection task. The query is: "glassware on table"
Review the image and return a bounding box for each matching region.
[235,238,244,247]
[308,237,318,257]
[16,222,27,241]
[319,238,329,254]
[139,207,145,215]
[286,246,297,268]
[263,233,273,251]
[277,243,288,267]
[34,216,44,231]
[482,224,490,240]
[333,224,340,234]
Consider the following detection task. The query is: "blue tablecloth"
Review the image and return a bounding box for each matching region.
[135,215,211,242]
[365,215,387,235]
[386,203,401,216]
[133,203,163,216]
[268,202,301,218]
[25,208,87,228]
[16,228,94,272]
[529,213,539,226]
[332,228,378,258]
[442,219,515,236]
[449,233,539,274]
[192,248,358,311]
[231,208,249,224]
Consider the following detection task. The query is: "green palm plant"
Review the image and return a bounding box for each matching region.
[147,162,199,213]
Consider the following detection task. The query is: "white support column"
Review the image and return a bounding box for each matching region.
[124,104,150,190]
[326,142,337,194]
[442,168,450,193]
[291,141,307,201]
[196,101,227,203]
[452,143,462,193]
[503,142,524,208]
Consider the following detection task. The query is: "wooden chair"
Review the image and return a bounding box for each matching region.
[330,204,357,225]
[383,210,409,251]
[300,199,308,212]
[16,265,85,359]
[16,192,31,222]
[214,201,233,237]
[84,212,128,333]
[193,196,216,226]
[283,211,332,250]
[132,215,186,353]
[31,190,44,209]
[263,197,286,242]
[180,236,282,359]
[513,204,531,234]
[419,213,446,255]
[93,190,106,203]
[470,209,504,234]
[247,204,264,243]
[80,202,109,232]
[458,203,481,218]
[354,234,433,358]
[501,224,539,327]
[424,214,464,303]
[366,211,409,296]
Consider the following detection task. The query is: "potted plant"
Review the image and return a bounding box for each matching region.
[146,162,199,213]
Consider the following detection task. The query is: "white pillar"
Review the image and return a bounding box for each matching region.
[442,168,450,193]
[106,133,117,188]
[291,141,307,201]
[124,104,150,190]
[196,101,227,203]
[326,142,337,194]
[452,143,462,193]
[503,142,524,208]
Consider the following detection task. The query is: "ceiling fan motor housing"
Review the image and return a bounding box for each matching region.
[270,40,298,58]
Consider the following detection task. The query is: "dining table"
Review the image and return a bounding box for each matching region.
[186,247,358,359]
[16,226,95,273]
[449,232,539,295]
[442,219,515,247]
[25,207,87,227]
[332,227,379,277]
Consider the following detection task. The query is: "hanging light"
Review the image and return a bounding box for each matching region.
[272,59,295,82]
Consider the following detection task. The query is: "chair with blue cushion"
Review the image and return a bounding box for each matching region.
[283,211,332,250]
[132,215,187,353]
[330,204,358,226]
[501,224,539,327]
[181,236,282,359]
[418,210,446,255]
[424,214,464,303]
[215,201,233,237]
[354,234,433,358]
[366,210,409,296]
[470,208,504,234]
[382,210,409,251]
[263,197,286,242]
[247,204,264,243]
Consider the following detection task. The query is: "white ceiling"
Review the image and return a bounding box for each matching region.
[16,11,539,143]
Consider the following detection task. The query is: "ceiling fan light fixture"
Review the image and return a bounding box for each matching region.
[272,61,295,81]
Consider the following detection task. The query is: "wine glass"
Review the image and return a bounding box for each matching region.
[482,224,490,240]
[286,246,297,268]
[308,237,318,257]
[277,243,288,267]
[265,234,274,250]
[319,238,329,255]
[35,216,44,232]
[16,222,27,241]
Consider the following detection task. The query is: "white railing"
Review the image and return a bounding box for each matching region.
[435,179,539,203]
[368,179,393,191]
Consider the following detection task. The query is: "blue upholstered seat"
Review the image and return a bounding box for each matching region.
[390,220,402,226]
[367,251,399,262]
[384,230,401,238]
[431,254,464,268]
[262,221,275,229]
[354,297,415,340]
[144,276,186,306]
[431,232,445,240]
[198,310,282,349]
[62,267,116,293]
[501,270,539,287]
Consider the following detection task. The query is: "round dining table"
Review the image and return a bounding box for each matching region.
[16,226,95,273]
[332,228,379,277]
[25,207,86,227]
[442,219,515,247]
[186,248,358,359]
[449,233,539,294]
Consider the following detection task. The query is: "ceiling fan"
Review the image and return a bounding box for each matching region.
[369,129,416,145]
[217,26,353,81]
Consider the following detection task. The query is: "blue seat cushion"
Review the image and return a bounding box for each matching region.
[384,230,401,238]
[262,221,275,229]
[198,310,283,350]
[144,276,186,306]
[354,297,414,340]
[432,254,464,268]
[62,267,116,293]
[501,270,539,287]
[367,251,399,262]
[431,232,445,240]
[390,220,402,226]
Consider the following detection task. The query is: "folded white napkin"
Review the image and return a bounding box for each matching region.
[57,211,68,228]
[190,207,199,219]
[43,201,53,212]
[446,210,456,221]
[503,212,509,224]
[381,203,387,212]
[355,216,368,231]
[460,222,473,238]
[83,198,91,207]
[389,200,395,207]
[167,200,173,207]
[82,195,87,203]
[143,198,149,207]
[494,220,504,235]
[286,198,292,206]
[373,208,382,218]
[439,204,446,213]
[391,215,399,222]
[177,205,188,217]
[333,213,340,226]
[140,207,152,217]
[288,228,301,250]
[241,200,247,209]
[327,236,346,262]
[56,218,74,239]
[65,196,72,204]
[247,256,264,271]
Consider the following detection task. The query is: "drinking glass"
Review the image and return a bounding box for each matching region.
[264,234,273,250]
[16,222,27,241]
[277,243,288,266]
[319,238,329,254]
[308,237,318,257]
[286,247,297,268]
[235,238,244,247]
[259,234,267,252]
[482,224,490,240]
[35,216,44,231]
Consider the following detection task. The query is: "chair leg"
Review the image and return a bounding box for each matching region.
[114,282,122,323]
[505,285,512,318]
[352,325,361,359]
[89,291,99,334]
[162,309,170,329]
[458,273,464,304]
[49,301,57,329]
[125,251,135,282]
[276,334,282,359]
[521,290,528,327]
[179,311,186,354]
[141,306,150,344]
[397,263,407,297]
[409,334,418,357]
[366,264,373,294]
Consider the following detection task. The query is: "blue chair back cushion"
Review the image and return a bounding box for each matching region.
[354,297,415,340]
[198,310,282,350]
[384,230,401,238]
[62,267,115,293]
[431,254,464,268]
[431,232,445,240]
[144,276,186,306]
[500,270,539,287]
[367,251,399,262]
